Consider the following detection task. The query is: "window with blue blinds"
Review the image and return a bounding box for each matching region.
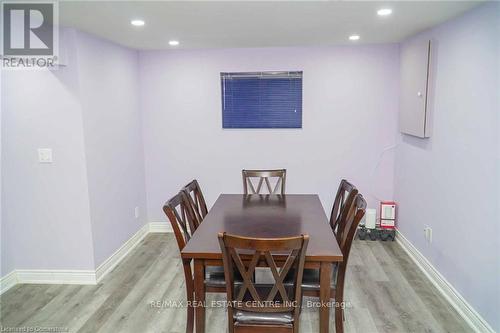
[221,71,303,128]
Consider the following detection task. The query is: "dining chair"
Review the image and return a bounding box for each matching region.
[181,179,235,290]
[285,193,366,333]
[330,179,358,237]
[163,192,230,333]
[331,193,366,332]
[182,179,208,229]
[218,233,309,333]
[242,169,286,195]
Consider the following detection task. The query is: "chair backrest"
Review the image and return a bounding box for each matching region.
[182,179,208,229]
[163,192,198,251]
[330,179,358,235]
[337,193,366,260]
[242,169,286,195]
[218,233,308,324]
[334,193,366,308]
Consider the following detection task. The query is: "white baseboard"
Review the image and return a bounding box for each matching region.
[16,270,96,285]
[0,270,18,294]
[395,229,495,333]
[148,221,173,233]
[0,222,173,295]
[95,223,150,282]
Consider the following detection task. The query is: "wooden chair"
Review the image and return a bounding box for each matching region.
[242,169,286,195]
[163,192,229,333]
[182,179,208,229]
[181,179,235,290]
[218,233,309,333]
[285,193,366,333]
[331,193,366,332]
[330,179,358,237]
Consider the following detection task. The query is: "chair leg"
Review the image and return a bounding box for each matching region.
[183,259,195,333]
[227,307,234,333]
[183,279,194,333]
[335,266,347,333]
[335,304,344,333]
[186,298,194,333]
[334,290,344,333]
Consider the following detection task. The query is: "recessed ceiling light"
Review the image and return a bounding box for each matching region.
[131,19,145,27]
[377,8,392,16]
[169,40,180,46]
[349,35,360,41]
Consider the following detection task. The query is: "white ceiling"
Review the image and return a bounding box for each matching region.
[60,1,483,50]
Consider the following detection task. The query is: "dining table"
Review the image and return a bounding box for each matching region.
[181,194,344,333]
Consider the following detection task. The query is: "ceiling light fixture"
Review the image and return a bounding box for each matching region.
[169,40,180,46]
[349,35,360,41]
[377,8,392,16]
[131,19,145,27]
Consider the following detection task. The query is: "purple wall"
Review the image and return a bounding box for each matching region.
[139,45,399,222]
[75,31,147,267]
[1,28,147,274]
[1,29,96,272]
[394,3,500,331]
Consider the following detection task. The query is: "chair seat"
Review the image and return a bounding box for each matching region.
[205,266,242,288]
[284,265,338,290]
[232,284,295,326]
[234,310,293,326]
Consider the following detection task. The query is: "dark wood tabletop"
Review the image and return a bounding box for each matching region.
[181,194,343,262]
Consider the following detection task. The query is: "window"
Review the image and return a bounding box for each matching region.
[221,71,303,128]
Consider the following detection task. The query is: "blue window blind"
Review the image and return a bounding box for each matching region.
[221,71,302,128]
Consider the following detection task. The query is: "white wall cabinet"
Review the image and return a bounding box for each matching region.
[399,39,432,138]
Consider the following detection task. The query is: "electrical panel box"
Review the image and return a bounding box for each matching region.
[400,39,432,138]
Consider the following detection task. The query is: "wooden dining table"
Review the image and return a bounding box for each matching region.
[181,194,344,333]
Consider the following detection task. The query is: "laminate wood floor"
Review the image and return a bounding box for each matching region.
[0,233,470,333]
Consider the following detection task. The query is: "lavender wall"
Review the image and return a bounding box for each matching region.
[394,3,500,331]
[1,28,147,276]
[75,31,147,267]
[1,29,96,272]
[139,45,399,222]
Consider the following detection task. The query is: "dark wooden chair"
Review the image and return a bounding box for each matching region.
[331,193,366,332]
[285,193,366,333]
[181,179,234,290]
[242,169,286,195]
[182,179,208,229]
[218,233,309,333]
[330,179,358,238]
[163,192,229,333]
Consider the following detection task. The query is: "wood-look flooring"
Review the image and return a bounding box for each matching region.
[0,233,470,333]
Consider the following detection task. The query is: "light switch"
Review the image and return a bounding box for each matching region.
[38,148,53,163]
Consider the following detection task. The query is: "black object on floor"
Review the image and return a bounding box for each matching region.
[357,225,395,241]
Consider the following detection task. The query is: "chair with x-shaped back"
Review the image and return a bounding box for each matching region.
[218,232,309,333]
[163,192,198,333]
[329,179,358,238]
[182,179,208,229]
[164,192,233,333]
[242,169,286,195]
[285,193,366,333]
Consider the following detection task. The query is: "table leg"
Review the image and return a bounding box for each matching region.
[319,261,332,333]
[194,259,205,333]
